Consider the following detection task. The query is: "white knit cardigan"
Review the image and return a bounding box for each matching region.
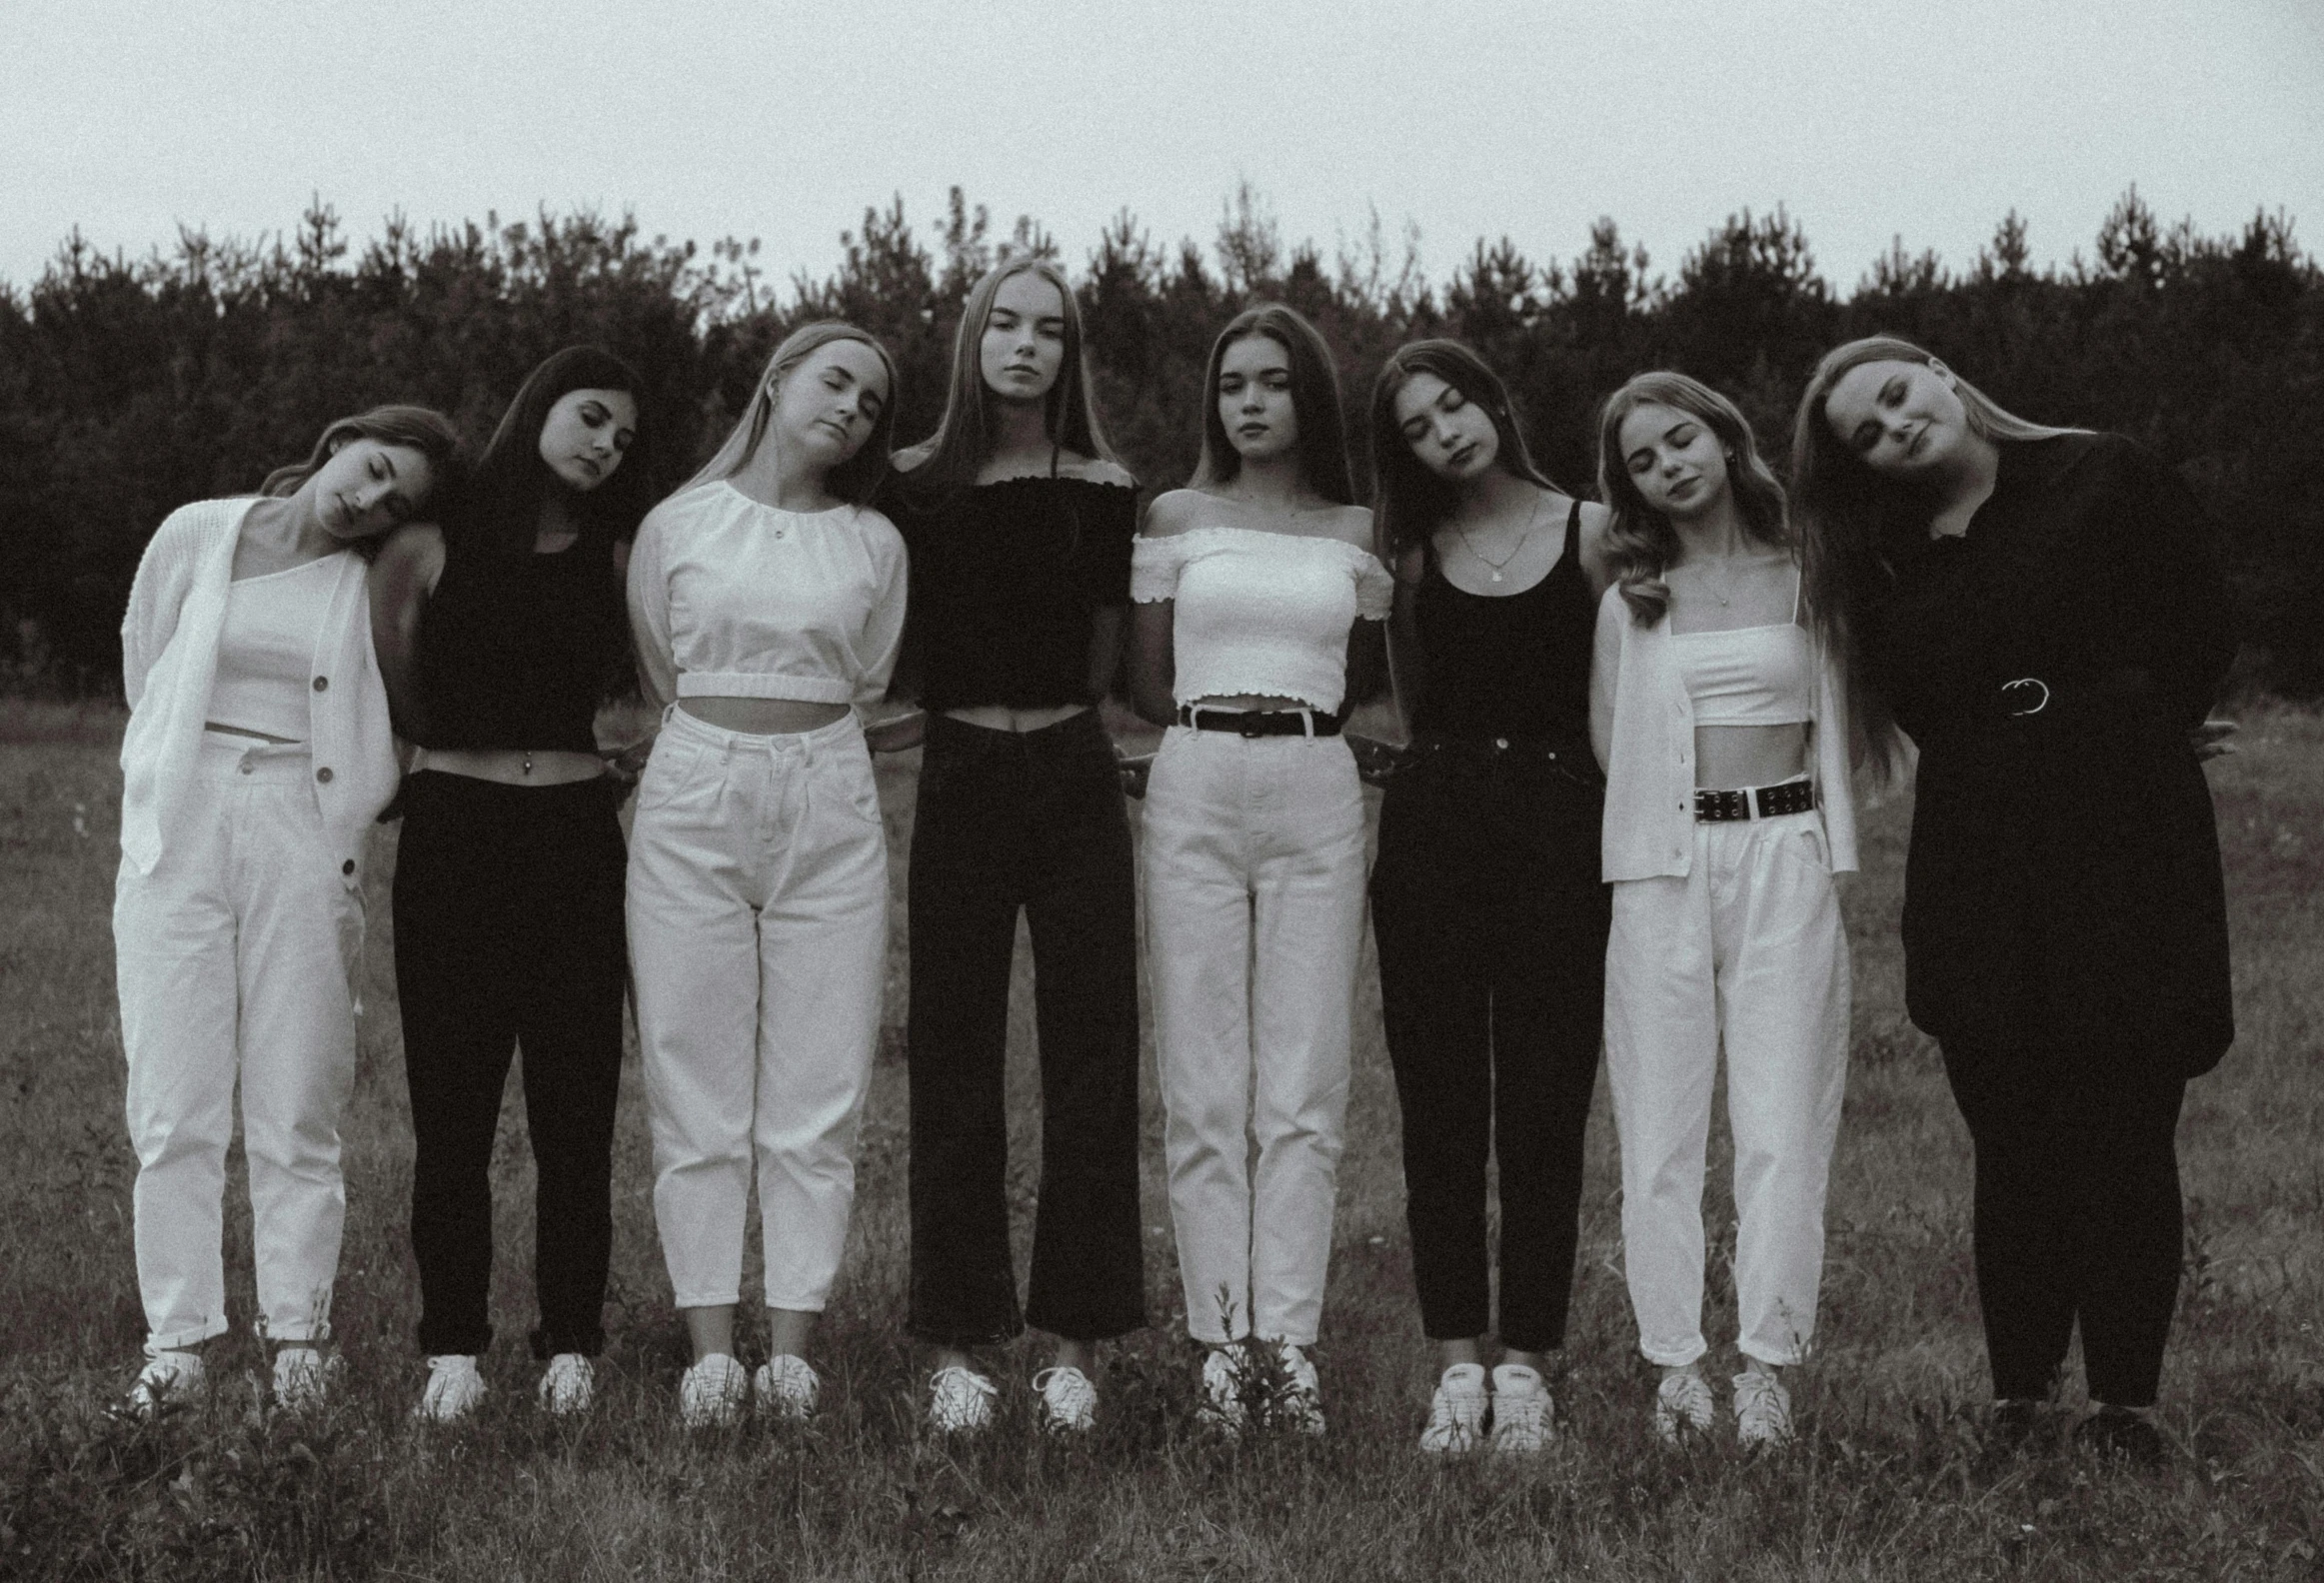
[117,498,400,880]
[1588,582,1859,883]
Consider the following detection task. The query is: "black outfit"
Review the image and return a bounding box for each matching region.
[1862,432,2233,1407]
[1368,502,1609,1352]
[393,525,630,1358]
[889,474,1147,1345]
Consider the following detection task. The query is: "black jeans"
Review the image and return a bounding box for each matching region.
[1941,1036,2188,1407]
[1369,745,1609,1352]
[392,771,628,1358]
[906,711,1145,1345]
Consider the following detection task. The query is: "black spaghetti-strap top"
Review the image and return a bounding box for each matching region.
[412,526,626,753]
[1410,499,1594,743]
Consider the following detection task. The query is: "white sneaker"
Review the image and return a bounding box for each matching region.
[538,1353,594,1416]
[1034,1366,1098,1435]
[1196,1349,1246,1437]
[1732,1369,1793,1447]
[126,1348,206,1416]
[927,1364,998,1433]
[756,1355,820,1421]
[1489,1363,1554,1455]
[414,1354,487,1422]
[1653,1367,1715,1443]
[1272,1343,1325,1437]
[271,1346,337,1413]
[1417,1362,1488,1455]
[677,1353,748,1428]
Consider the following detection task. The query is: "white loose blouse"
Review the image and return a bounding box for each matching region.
[1589,582,1859,882]
[627,482,909,714]
[1131,526,1393,715]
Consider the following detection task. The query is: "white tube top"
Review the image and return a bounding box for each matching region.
[205,555,337,741]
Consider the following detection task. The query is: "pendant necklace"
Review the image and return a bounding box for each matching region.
[1453,495,1543,583]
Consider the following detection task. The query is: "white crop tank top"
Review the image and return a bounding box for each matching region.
[205,554,338,741]
[1131,526,1393,715]
[1671,572,1813,727]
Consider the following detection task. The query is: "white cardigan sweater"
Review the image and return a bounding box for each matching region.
[1588,582,1858,882]
[118,498,400,880]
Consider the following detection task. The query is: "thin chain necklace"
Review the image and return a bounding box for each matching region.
[1452,494,1544,583]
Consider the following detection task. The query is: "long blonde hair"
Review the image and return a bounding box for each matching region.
[682,321,898,505]
[1594,371,1791,627]
[1790,334,2081,779]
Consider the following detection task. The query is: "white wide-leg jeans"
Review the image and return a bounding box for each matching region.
[1142,725,1367,1346]
[1604,807,1851,1368]
[628,707,889,1313]
[113,733,366,1350]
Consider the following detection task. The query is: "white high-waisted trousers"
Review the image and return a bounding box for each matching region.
[113,733,366,1350]
[1604,807,1851,1368]
[628,707,889,1313]
[1142,725,1367,1346]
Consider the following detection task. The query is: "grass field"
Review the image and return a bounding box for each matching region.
[1,701,2319,1581]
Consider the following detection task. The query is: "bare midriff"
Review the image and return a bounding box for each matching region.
[679,697,852,736]
[1694,723,1809,792]
[942,703,1090,733]
[420,748,606,786]
[204,722,299,745]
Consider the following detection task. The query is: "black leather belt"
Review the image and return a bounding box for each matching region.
[1177,705,1342,738]
[1694,779,1816,821]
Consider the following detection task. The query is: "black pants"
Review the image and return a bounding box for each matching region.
[1941,1037,2187,1407]
[1369,747,1609,1352]
[906,712,1145,1345]
[392,771,628,1358]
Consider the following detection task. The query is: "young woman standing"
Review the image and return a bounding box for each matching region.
[1366,341,1613,1454]
[1794,337,2233,1465]
[1591,372,1857,1447]
[1129,304,1391,1437]
[115,405,459,1413]
[879,261,1145,1435]
[626,322,906,1427]
[370,347,654,1421]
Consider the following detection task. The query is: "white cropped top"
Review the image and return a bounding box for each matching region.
[1131,526,1393,714]
[627,482,908,714]
[206,554,338,742]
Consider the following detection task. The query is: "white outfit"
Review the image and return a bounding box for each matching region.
[112,498,397,1350]
[1132,525,1392,1346]
[625,485,907,1313]
[1588,579,1854,1368]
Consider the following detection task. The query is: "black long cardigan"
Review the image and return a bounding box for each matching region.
[1862,431,2235,1076]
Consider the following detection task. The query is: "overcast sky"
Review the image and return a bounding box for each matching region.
[3,0,2319,301]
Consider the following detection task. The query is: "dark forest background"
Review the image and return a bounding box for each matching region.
[2,185,2316,697]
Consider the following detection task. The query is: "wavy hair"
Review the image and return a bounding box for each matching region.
[895,259,1118,504]
[1192,304,1354,505]
[682,321,898,506]
[1594,371,1790,627]
[455,346,656,556]
[1367,339,1564,565]
[1790,335,2080,778]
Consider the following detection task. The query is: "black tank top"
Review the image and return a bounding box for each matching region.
[1410,499,1593,742]
[412,527,625,753]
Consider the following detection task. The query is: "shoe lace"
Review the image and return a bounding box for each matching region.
[1034,1367,1096,1421]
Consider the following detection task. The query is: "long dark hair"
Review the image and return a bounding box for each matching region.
[454,346,655,556]
[1790,335,2080,778]
[1368,339,1563,565]
[1595,371,1791,627]
[897,259,1119,505]
[683,321,898,506]
[1193,304,1354,505]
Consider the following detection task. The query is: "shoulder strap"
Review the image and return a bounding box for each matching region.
[1563,496,1582,560]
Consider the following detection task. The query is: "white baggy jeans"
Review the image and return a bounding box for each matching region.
[1604,807,1851,1368]
[1142,725,1367,1346]
[113,733,366,1350]
[628,707,889,1313]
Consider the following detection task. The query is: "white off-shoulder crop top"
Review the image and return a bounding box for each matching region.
[1132,525,1393,714]
[627,482,909,713]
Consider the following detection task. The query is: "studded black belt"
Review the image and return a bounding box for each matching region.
[1694,778,1816,821]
